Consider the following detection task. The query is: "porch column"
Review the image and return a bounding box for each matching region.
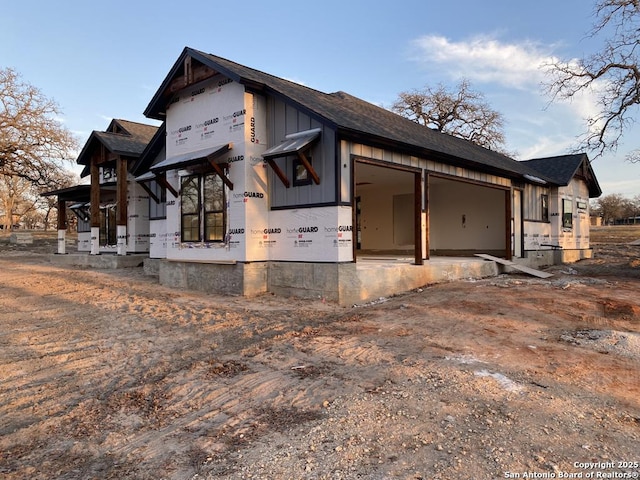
[116,156,128,256]
[56,199,66,255]
[90,159,100,255]
[505,189,513,260]
[414,170,424,265]
[424,172,430,260]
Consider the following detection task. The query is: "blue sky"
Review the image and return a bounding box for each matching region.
[2,0,639,198]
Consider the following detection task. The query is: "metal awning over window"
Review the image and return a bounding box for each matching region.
[70,203,90,223]
[142,142,234,194]
[262,129,321,188]
[151,143,233,174]
[134,171,156,182]
[262,128,321,160]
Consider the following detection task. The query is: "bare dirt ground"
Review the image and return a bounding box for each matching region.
[0,228,639,480]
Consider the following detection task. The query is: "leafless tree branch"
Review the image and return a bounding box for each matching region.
[392,79,510,155]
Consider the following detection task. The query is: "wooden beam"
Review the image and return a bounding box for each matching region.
[475,254,553,279]
[297,151,320,185]
[424,172,430,260]
[267,159,290,188]
[165,64,217,97]
[206,143,234,190]
[90,157,100,228]
[208,161,234,190]
[414,171,423,265]
[57,199,67,230]
[505,189,513,260]
[185,57,192,85]
[138,181,160,204]
[156,173,178,198]
[116,156,128,226]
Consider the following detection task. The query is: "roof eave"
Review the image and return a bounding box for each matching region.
[131,122,166,176]
[338,127,529,181]
[76,132,101,166]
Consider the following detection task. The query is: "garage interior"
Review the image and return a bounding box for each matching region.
[354,161,509,263]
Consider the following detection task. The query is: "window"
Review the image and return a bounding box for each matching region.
[180,173,226,242]
[562,198,573,228]
[293,157,312,186]
[149,180,167,220]
[541,194,549,222]
[203,174,225,241]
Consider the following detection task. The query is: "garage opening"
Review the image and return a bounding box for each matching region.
[428,175,508,258]
[354,159,422,263]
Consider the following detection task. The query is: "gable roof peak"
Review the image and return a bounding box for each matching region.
[144,47,592,183]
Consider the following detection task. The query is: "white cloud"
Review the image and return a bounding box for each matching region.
[410,34,555,90]
[410,34,610,152]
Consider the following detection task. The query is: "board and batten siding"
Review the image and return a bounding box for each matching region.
[340,139,512,203]
[523,183,551,222]
[266,97,338,208]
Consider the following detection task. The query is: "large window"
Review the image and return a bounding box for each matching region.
[180,173,226,242]
[562,198,573,228]
[204,174,225,240]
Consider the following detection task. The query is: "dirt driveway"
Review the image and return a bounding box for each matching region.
[0,231,639,479]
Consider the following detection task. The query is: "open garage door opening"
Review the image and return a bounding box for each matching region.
[354,160,422,263]
[428,175,509,258]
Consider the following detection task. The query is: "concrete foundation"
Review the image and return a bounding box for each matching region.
[50,249,597,306]
[150,257,499,306]
[520,248,593,269]
[158,260,268,297]
[48,253,146,269]
[9,232,33,244]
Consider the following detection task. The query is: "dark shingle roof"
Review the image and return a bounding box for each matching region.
[76,119,159,173]
[522,154,602,197]
[145,47,553,181]
[131,122,166,176]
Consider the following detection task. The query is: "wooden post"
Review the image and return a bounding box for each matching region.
[414,170,423,265]
[57,199,67,255]
[505,189,513,260]
[424,172,430,260]
[116,156,128,255]
[90,155,100,255]
[117,157,128,226]
[57,199,67,231]
[90,159,100,229]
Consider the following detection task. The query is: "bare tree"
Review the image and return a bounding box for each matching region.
[0,68,77,186]
[38,169,79,230]
[621,194,640,223]
[0,170,78,230]
[392,79,509,154]
[0,175,36,229]
[545,0,640,159]
[592,193,628,224]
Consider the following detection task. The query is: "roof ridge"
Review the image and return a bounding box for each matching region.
[114,118,158,127]
[191,48,335,98]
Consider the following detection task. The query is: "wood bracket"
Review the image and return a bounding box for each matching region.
[208,160,234,190]
[138,181,161,203]
[267,159,290,188]
[297,150,320,185]
[156,173,178,198]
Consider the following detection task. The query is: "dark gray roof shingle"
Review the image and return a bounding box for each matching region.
[522,154,602,197]
[144,47,591,185]
[77,119,159,168]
